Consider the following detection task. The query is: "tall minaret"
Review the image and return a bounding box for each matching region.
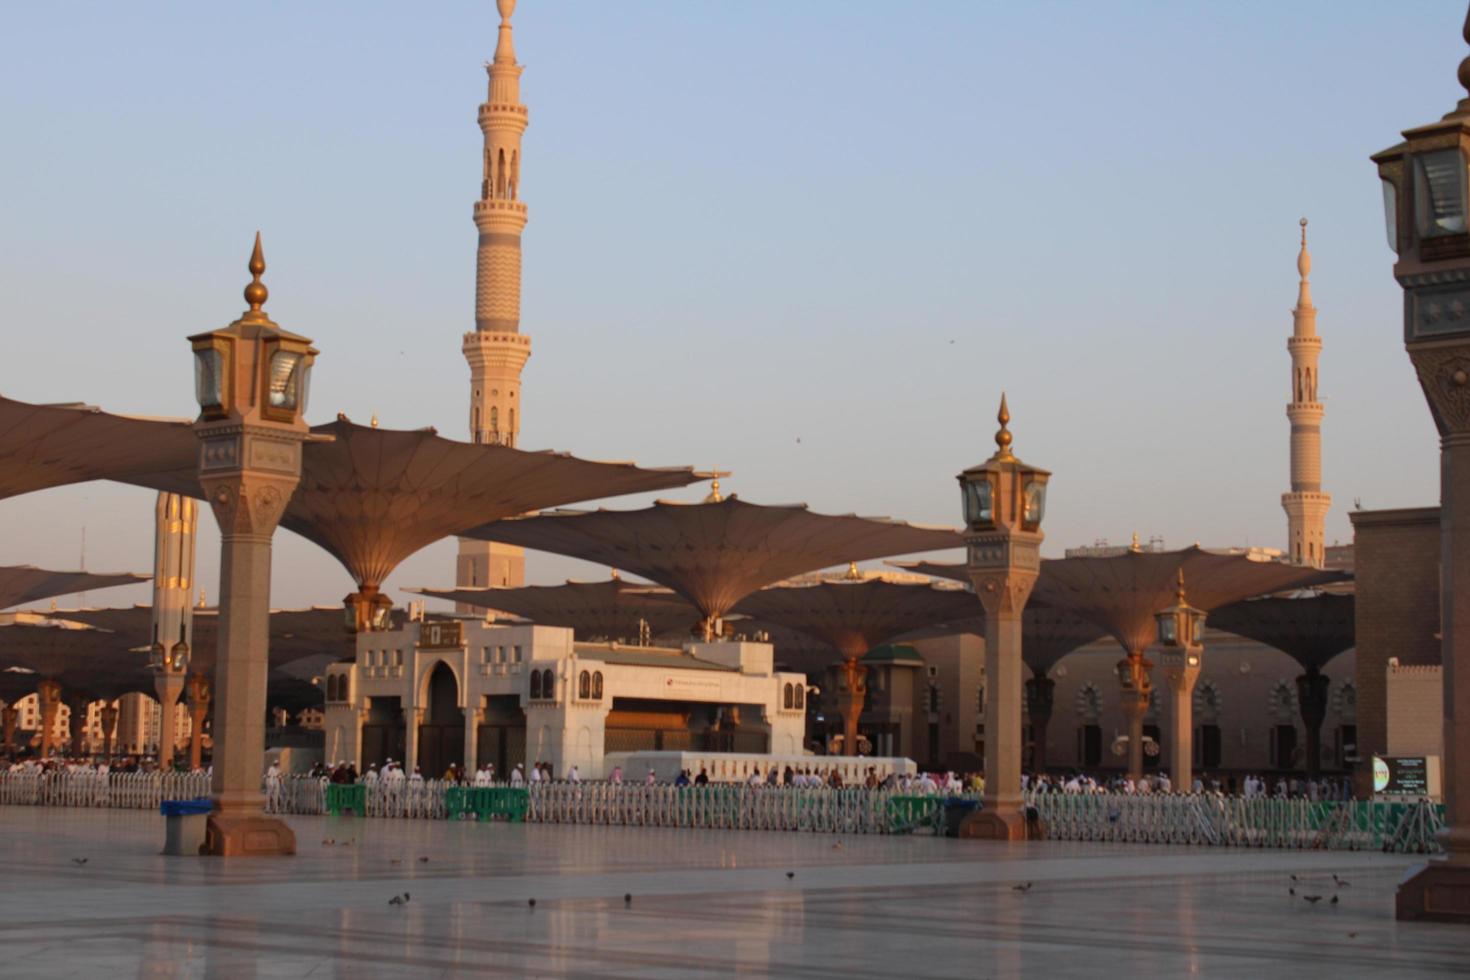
[1282,218,1331,567]
[458,0,529,597]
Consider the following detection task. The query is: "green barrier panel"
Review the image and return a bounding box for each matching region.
[324,783,366,816]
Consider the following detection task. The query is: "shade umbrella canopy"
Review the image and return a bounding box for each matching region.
[460,495,963,627]
[732,579,978,661]
[0,396,196,502]
[894,607,1108,676]
[0,621,154,700]
[1207,593,1355,672]
[1033,546,1350,655]
[129,416,700,594]
[412,579,702,642]
[892,551,1346,661]
[0,565,150,611]
[41,605,348,675]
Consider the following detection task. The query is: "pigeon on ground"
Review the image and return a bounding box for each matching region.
[1012,882,1033,893]
[418,856,430,863]
[1333,875,1351,887]
[623,894,632,906]
[1289,887,1296,896]
[322,839,335,846]
[786,872,795,880]
[388,893,407,907]
[528,898,537,908]
[1303,895,1324,905]
[1331,894,1339,905]
[1290,874,1299,882]
[1347,932,1358,939]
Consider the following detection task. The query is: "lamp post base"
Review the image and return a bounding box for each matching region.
[202,813,296,857]
[1397,859,1470,922]
[957,807,1042,841]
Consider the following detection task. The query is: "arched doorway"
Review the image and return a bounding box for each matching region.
[417,662,464,777]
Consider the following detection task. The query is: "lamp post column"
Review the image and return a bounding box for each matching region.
[957,396,1049,841]
[191,235,316,857]
[1375,14,1470,916]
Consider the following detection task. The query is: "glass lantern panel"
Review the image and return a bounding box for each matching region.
[267,351,303,410]
[1381,178,1399,253]
[963,480,993,526]
[1413,149,1468,237]
[193,349,223,410]
[1158,617,1177,646]
[1023,480,1046,526]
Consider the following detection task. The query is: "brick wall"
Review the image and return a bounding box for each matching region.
[1386,664,1444,758]
[1349,506,1440,795]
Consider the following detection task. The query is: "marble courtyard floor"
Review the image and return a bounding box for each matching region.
[3,807,1470,978]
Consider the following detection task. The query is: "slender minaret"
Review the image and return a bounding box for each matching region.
[458,0,529,598]
[150,492,197,765]
[1282,218,1331,567]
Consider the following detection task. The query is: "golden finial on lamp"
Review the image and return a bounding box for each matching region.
[993,393,1014,460]
[243,232,269,322]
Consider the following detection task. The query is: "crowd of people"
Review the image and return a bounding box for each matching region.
[1022,770,1356,801]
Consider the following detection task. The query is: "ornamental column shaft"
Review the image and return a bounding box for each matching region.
[1,705,17,757]
[1162,663,1201,791]
[37,680,61,759]
[1024,676,1055,773]
[99,702,119,760]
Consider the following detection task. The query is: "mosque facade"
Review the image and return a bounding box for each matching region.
[323,617,808,778]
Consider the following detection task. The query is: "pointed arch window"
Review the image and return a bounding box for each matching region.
[592,672,603,700]
[530,670,542,700]
[578,670,591,699]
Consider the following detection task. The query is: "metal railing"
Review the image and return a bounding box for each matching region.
[0,771,1447,852]
[1026,791,1446,853]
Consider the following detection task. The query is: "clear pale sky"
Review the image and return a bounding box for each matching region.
[0,1,1462,611]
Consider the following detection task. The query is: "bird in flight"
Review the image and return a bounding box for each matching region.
[1012,882,1033,893]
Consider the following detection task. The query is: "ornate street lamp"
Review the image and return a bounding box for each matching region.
[957,394,1049,839]
[190,234,317,856]
[1373,5,1470,922]
[1155,571,1204,792]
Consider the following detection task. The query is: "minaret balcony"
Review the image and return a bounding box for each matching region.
[479,103,529,118]
[474,199,528,217]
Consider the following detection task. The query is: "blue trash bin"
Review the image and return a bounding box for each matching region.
[161,798,213,855]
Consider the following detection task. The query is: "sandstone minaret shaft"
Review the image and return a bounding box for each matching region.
[1282,219,1330,567]
[458,0,529,595]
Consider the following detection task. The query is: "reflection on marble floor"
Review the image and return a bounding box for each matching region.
[2,807,1469,979]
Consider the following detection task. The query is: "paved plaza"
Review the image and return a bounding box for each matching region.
[1,808,1468,978]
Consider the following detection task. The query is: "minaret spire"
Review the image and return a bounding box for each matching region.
[458,1,533,602]
[1282,217,1330,567]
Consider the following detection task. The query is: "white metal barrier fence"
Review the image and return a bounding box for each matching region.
[0,771,211,809]
[1026,791,1446,853]
[0,772,1446,851]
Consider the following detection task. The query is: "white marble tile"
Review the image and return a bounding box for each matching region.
[0,807,1466,978]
